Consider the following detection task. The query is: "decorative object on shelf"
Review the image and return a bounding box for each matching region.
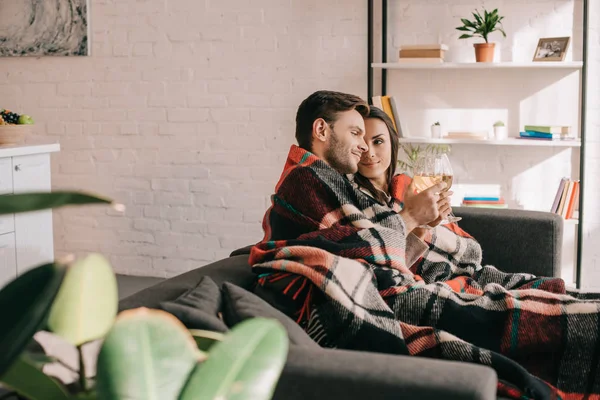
[533,37,570,62]
[0,109,34,145]
[397,143,451,174]
[0,0,90,57]
[456,8,506,63]
[493,121,508,140]
[431,121,442,138]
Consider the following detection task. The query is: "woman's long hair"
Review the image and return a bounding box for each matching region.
[354,106,400,205]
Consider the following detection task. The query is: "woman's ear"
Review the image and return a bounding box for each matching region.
[312,118,328,143]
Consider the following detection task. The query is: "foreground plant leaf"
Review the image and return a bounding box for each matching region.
[0,263,66,377]
[0,355,69,400]
[179,318,289,400]
[48,254,118,346]
[0,191,121,216]
[96,308,204,400]
[189,329,225,352]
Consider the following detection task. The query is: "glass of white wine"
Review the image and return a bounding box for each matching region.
[412,153,461,225]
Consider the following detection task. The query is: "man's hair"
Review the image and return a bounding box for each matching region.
[295,90,369,151]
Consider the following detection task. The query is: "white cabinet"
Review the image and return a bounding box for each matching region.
[0,144,60,288]
[0,233,16,289]
[13,153,55,275]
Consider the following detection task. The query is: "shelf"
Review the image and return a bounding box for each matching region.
[398,137,581,147]
[564,219,579,226]
[372,61,584,70]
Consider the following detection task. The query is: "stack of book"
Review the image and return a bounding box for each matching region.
[371,95,408,137]
[398,44,447,64]
[460,196,507,208]
[519,125,574,141]
[551,178,579,219]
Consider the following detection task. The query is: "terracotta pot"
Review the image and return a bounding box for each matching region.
[473,43,495,62]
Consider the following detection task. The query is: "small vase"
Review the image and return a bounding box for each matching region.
[494,126,508,140]
[474,43,495,62]
[431,125,442,138]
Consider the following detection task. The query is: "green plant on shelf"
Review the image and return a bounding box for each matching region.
[493,121,505,127]
[455,8,506,43]
[397,143,451,174]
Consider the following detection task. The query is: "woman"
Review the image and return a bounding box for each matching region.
[352,107,452,235]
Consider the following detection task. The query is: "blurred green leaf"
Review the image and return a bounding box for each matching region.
[0,263,66,377]
[189,329,225,352]
[0,191,117,216]
[1,355,69,400]
[48,254,118,346]
[96,308,203,400]
[179,318,289,400]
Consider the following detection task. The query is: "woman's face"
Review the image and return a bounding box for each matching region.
[358,117,392,180]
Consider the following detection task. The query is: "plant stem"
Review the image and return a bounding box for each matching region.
[77,344,86,392]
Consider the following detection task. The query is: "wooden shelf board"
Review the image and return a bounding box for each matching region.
[372,61,584,70]
[398,137,581,147]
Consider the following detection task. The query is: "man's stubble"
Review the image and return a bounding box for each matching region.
[324,130,357,175]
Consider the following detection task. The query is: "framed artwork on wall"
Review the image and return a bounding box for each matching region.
[0,0,90,57]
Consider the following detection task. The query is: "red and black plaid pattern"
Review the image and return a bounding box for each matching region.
[250,145,600,400]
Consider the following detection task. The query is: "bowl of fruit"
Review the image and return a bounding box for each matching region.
[0,109,34,145]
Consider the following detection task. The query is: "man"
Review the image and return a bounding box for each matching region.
[249,90,600,400]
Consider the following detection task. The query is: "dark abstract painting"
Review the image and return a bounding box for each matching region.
[0,0,89,56]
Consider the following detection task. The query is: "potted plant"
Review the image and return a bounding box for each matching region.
[456,8,506,62]
[493,120,508,140]
[431,121,442,138]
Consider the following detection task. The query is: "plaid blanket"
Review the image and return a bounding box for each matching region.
[250,145,600,400]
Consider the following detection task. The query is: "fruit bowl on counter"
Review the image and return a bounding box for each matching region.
[0,109,34,145]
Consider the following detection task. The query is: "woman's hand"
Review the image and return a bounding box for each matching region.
[427,190,453,227]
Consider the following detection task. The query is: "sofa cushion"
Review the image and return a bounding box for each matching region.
[221,282,319,348]
[159,276,228,333]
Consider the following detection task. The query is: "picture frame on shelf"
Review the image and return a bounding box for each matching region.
[533,37,570,62]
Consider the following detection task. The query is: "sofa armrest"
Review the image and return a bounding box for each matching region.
[453,207,563,278]
[275,346,497,400]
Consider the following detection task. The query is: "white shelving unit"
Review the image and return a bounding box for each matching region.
[372,61,584,70]
[398,137,581,147]
[367,2,589,287]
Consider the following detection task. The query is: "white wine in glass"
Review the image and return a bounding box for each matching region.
[412,154,461,224]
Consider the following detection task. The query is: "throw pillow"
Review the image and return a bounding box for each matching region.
[221,282,319,348]
[159,276,228,333]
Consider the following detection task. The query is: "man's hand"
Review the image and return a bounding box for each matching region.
[399,181,446,232]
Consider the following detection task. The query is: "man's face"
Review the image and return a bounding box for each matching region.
[323,110,368,174]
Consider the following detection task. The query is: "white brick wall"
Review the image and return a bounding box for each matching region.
[0,0,598,284]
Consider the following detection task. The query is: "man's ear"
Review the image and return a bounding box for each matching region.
[312,118,328,143]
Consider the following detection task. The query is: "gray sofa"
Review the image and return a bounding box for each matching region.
[119,207,563,400]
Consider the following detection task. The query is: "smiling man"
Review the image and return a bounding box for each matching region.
[294,90,369,174]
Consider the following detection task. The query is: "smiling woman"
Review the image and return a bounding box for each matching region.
[353,107,400,205]
[0,0,89,57]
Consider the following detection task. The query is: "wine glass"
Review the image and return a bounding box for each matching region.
[412,153,461,225]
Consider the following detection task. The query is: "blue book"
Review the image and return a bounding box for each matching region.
[520,130,560,139]
[463,196,500,201]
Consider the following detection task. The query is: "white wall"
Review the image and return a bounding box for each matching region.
[0,0,598,286]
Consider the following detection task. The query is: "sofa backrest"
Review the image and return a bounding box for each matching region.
[119,254,256,312]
